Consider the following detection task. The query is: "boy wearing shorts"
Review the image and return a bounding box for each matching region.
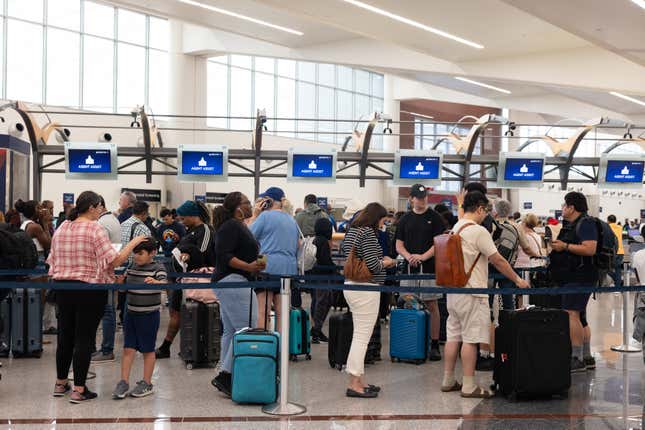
[113,238,167,399]
[441,192,528,398]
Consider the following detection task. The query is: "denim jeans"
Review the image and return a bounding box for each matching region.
[99,294,116,355]
[213,273,258,373]
[609,254,624,288]
[488,278,515,312]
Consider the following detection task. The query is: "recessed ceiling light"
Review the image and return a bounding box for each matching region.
[341,0,483,49]
[631,0,645,10]
[455,77,511,94]
[176,0,304,36]
[609,91,645,107]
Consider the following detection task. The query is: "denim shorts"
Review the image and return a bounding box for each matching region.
[123,310,160,353]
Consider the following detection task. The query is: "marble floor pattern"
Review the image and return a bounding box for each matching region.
[0,292,642,430]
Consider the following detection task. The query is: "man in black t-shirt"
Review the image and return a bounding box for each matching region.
[395,184,446,361]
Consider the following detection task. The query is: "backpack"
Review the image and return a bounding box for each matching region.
[578,216,615,272]
[0,224,39,270]
[297,227,317,274]
[492,220,520,265]
[433,223,481,287]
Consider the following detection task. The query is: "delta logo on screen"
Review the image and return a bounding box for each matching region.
[399,156,440,179]
[292,154,333,178]
[182,151,224,175]
[503,158,544,181]
[68,149,112,173]
[605,160,644,183]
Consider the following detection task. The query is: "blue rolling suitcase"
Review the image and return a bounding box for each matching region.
[11,289,43,358]
[289,307,311,361]
[389,308,428,364]
[231,289,280,404]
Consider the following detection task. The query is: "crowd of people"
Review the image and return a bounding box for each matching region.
[0,181,630,403]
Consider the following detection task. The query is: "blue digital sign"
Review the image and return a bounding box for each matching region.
[503,158,544,181]
[399,156,440,180]
[181,151,224,176]
[292,154,333,178]
[605,160,644,183]
[68,149,112,173]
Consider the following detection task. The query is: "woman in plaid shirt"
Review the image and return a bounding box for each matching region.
[47,191,146,404]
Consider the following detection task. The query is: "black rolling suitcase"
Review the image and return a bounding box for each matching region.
[328,311,352,370]
[493,308,571,400]
[11,289,43,358]
[365,322,381,364]
[180,299,221,370]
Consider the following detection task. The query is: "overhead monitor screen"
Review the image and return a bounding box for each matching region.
[181,151,224,176]
[68,149,112,173]
[605,160,644,183]
[292,154,334,178]
[503,158,544,181]
[399,156,440,180]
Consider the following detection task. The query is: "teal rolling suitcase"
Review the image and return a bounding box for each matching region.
[289,307,311,361]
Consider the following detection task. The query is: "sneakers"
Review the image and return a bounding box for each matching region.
[583,355,596,370]
[428,347,442,361]
[211,371,232,397]
[571,357,587,373]
[155,347,170,359]
[91,352,115,363]
[476,356,495,372]
[311,329,329,344]
[69,386,98,404]
[53,382,71,397]
[112,380,130,399]
[130,380,154,398]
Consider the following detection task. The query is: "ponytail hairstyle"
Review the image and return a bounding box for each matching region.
[14,199,38,220]
[68,191,101,221]
[196,201,211,224]
[212,192,243,231]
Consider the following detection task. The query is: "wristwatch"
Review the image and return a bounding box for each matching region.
[565,243,570,251]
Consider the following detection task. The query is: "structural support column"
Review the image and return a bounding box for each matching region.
[382,74,400,210]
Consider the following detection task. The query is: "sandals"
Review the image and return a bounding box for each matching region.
[460,386,494,399]
[346,388,378,398]
[441,381,462,392]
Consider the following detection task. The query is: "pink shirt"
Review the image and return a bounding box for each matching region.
[47,220,118,284]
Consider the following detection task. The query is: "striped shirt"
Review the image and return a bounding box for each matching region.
[125,262,167,313]
[341,226,385,284]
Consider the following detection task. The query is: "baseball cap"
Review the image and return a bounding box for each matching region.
[409,184,427,199]
[259,187,285,202]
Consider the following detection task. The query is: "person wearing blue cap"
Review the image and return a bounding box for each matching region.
[155,200,215,359]
[249,187,299,331]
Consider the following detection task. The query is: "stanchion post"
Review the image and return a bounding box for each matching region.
[262,277,307,416]
[611,264,642,353]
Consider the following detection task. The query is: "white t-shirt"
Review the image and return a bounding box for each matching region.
[452,219,498,298]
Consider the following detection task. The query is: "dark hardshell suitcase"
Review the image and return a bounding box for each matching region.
[289,307,311,361]
[365,322,382,364]
[438,296,448,343]
[493,308,571,401]
[11,288,42,358]
[180,300,221,369]
[389,308,428,364]
[0,296,10,357]
[328,312,353,370]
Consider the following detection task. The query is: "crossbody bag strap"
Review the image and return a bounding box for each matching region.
[456,223,481,283]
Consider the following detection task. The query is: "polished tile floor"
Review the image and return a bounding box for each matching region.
[0,292,642,430]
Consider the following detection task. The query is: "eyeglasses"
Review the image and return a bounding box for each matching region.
[478,205,491,213]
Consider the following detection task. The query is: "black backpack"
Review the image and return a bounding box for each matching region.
[0,224,39,270]
[577,217,616,272]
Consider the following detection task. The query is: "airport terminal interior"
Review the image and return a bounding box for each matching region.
[0,0,644,429]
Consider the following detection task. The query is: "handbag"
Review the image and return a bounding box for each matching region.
[343,229,373,283]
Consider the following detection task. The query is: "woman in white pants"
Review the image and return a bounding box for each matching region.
[341,203,395,398]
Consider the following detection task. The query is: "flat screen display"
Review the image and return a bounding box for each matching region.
[292,154,333,178]
[399,156,440,180]
[68,149,112,173]
[181,151,224,176]
[605,160,644,183]
[503,158,544,181]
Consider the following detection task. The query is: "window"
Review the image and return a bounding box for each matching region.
[149,17,168,50]
[206,54,384,147]
[47,28,80,106]
[117,43,145,112]
[8,0,43,23]
[83,35,113,110]
[7,20,43,103]
[118,9,145,45]
[48,0,80,30]
[84,1,113,38]
[148,50,169,115]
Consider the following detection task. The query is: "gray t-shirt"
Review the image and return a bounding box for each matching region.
[98,212,121,244]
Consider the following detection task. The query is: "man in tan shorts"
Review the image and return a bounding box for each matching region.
[441,191,528,398]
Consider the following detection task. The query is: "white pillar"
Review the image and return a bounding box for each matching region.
[382,73,400,209]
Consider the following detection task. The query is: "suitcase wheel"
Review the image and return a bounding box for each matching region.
[415,359,424,365]
[186,363,194,370]
[289,354,297,362]
[305,354,311,361]
[329,360,335,369]
[390,357,395,363]
[336,364,343,371]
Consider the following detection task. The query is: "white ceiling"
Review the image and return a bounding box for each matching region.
[107,0,645,118]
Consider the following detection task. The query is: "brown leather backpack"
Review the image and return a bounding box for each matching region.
[434,223,481,287]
